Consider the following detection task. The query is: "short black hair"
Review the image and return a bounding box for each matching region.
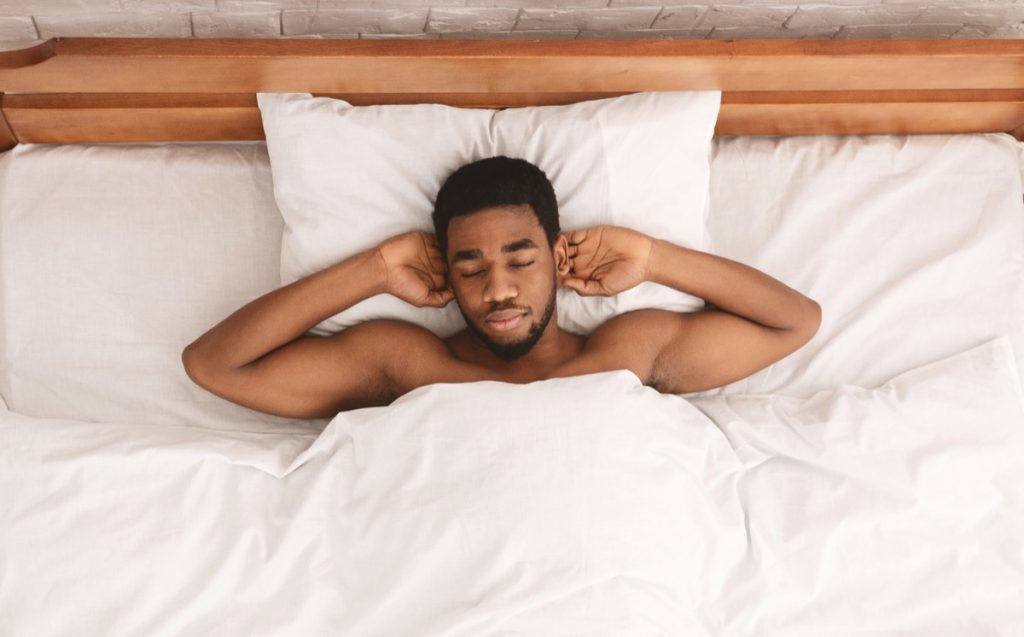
[432,156,560,255]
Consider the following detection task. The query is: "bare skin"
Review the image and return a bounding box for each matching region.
[182,205,821,419]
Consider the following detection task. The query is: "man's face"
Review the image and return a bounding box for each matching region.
[445,205,566,361]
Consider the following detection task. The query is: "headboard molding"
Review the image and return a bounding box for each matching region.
[1,37,1023,149]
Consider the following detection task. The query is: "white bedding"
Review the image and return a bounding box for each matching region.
[0,142,324,434]
[698,132,1024,399]
[2,132,1024,633]
[2,134,1023,430]
[2,338,1022,634]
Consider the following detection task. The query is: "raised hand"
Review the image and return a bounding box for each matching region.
[562,225,654,297]
[376,231,454,308]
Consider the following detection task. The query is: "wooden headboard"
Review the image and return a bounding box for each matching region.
[1,37,1023,151]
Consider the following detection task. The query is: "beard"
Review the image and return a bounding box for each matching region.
[457,277,558,362]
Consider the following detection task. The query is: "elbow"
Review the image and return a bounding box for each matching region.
[181,342,211,388]
[798,298,822,342]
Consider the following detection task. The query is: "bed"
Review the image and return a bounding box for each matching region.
[1,38,1023,635]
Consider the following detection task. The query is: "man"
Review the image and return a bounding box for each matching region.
[182,156,821,419]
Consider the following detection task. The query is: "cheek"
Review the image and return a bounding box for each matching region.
[526,270,556,301]
[450,280,476,305]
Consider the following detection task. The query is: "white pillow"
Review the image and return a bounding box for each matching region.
[256,91,721,337]
[697,133,1024,399]
[0,142,325,434]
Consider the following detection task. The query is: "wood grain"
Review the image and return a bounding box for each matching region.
[5,89,1024,143]
[2,38,1024,144]
[1,38,1024,93]
[0,95,16,151]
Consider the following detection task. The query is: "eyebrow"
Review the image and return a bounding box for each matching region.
[451,238,539,263]
[502,238,539,254]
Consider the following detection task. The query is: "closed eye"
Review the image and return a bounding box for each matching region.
[511,261,534,269]
[461,270,485,279]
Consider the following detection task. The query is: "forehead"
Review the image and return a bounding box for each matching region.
[446,204,545,251]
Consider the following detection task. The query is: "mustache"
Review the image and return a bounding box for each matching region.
[488,302,530,314]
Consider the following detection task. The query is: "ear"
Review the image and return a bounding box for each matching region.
[554,233,571,284]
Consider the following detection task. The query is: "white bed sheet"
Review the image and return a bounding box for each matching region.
[2,338,1022,635]
[2,133,1023,430]
[2,133,1023,634]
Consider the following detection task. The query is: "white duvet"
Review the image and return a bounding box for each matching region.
[2,337,1023,635]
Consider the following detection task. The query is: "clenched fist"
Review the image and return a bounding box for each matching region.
[376,231,454,308]
[561,225,654,297]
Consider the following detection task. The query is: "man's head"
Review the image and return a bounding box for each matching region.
[432,156,570,361]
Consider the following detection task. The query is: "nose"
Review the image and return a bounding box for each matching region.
[482,269,518,304]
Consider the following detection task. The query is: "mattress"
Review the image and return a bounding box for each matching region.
[1,133,1023,634]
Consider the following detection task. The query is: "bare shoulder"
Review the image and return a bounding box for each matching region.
[586,307,688,350]
[569,308,687,381]
[355,319,481,391]
[347,316,460,361]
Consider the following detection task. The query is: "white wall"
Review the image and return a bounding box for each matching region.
[1,1,1022,50]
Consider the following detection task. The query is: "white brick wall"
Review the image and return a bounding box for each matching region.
[283,9,428,36]
[192,11,280,37]
[35,12,193,38]
[0,16,36,40]
[0,1,1023,50]
[427,8,519,32]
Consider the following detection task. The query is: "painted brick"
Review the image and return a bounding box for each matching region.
[35,12,192,37]
[123,0,215,12]
[468,0,606,7]
[577,27,713,39]
[881,0,962,4]
[0,16,37,40]
[709,25,839,39]
[988,23,1024,38]
[652,6,707,30]
[360,32,439,39]
[669,0,861,4]
[913,5,1024,28]
[952,25,996,38]
[834,23,963,39]
[516,7,661,31]
[440,28,578,38]
[426,7,518,33]
[0,39,43,51]
[287,32,359,39]
[0,1,120,17]
[609,0,680,6]
[217,0,313,9]
[192,11,280,37]
[786,4,924,29]
[695,5,795,29]
[282,9,427,35]
[320,0,463,8]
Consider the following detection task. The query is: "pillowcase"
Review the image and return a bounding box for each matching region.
[0,142,325,434]
[256,90,721,337]
[695,132,1024,399]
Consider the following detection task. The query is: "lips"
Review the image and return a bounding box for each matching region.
[486,309,527,332]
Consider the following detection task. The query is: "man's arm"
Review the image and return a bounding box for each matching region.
[181,232,454,418]
[562,226,821,394]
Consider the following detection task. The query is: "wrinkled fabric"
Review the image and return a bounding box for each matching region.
[2,339,1023,635]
